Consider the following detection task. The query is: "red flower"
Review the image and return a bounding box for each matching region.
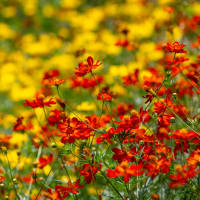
[13,117,33,132]
[169,165,197,188]
[0,176,5,183]
[165,42,186,53]
[42,69,60,84]
[13,117,26,131]
[123,69,139,85]
[97,91,112,101]
[154,101,166,115]
[80,163,101,184]
[24,94,56,108]
[115,39,135,51]
[58,117,94,144]
[38,154,53,169]
[112,148,134,163]
[70,75,103,89]
[107,161,144,183]
[116,103,133,116]
[41,188,62,200]
[44,78,65,86]
[55,179,83,199]
[75,56,102,77]
[47,109,65,126]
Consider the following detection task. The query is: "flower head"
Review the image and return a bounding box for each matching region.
[75,56,102,77]
[165,42,186,53]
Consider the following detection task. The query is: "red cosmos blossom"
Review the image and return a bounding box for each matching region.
[164,55,189,76]
[47,109,65,126]
[13,117,26,131]
[157,113,173,127]
[21,173,35,184]
[122,69,139,85]
[97,91,112,101]
[115,39,129,47]
[154,101,166,115]
[115,39,135,51]
[44,78,65,86]
[114,113,140,133]
[38,153,53,169]
[165,42,186,53]
[80,162,101,184]
[107,161,144,183]
[116,103,133,116]
[42,69,60,84]
[0,176,5,183]
[96,128,115,144]
[55,179,83,199]
[58,117,94,144]
[169,165,197,188]
[139,107,151,123]
[40,188,62,200]
[112,148,134,163]
[144,156,170,178]
[187,149,200,166]
[75,56,102,77]
[24,94,56,108]
[13,117,33,132]
[70,75,103,89]
[142,69,164,93]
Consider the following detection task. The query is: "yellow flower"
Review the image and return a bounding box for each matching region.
[2,6,17,18]
[193,2,200,15]
[77,102,96,111]
[0,23,16,39]
[9,133,28,147]
[0,150,31,168]
[42,4,55,17]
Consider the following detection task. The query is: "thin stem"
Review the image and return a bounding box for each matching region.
[5,152,20,200]
[98,168,124,200]
[35,168,53,200]
[26,146,42,200]
[144,52,176,111]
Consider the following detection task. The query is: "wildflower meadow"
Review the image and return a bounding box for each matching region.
[0,0,200,199]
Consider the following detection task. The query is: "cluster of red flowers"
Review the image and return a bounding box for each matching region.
[19,39,200,199]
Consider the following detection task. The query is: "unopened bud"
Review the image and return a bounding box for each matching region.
[172,93,177,98]
[139,140,144,145]
[13,178,17,183]
[170,117,175,123]
[51,143,57,148]
[168,132,173,136]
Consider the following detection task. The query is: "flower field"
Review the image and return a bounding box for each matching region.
[0,0,200,199]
